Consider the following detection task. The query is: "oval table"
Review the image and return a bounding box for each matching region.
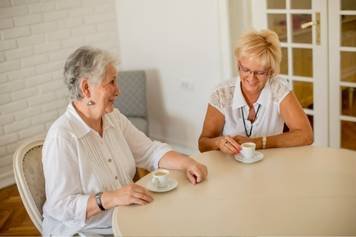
[113,146,356,236]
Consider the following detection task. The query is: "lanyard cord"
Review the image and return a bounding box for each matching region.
[240,104,261,137]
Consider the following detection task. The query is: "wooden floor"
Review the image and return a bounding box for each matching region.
[0,185,40,236]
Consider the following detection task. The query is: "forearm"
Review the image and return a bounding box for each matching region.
[198,136,222,152]
[265,129,313,148]
[86,191,117,219]
[158,151,194,170]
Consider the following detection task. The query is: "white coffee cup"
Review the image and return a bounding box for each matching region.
[151,169,170,188]
[240,142,256,160]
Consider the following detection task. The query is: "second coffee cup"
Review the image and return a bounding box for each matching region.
[240,142,256,160]
[151,169,170,188]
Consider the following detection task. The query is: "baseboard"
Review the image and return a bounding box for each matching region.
[0,170,15,189]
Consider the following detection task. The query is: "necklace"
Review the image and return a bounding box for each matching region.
[240,104,261,137]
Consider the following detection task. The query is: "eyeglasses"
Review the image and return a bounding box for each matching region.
[238,62,269,79]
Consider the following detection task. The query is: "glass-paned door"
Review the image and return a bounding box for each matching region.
[329,0,356,150]
[251,0,328,146]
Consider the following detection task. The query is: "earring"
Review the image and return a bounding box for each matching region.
[87,100,95,106]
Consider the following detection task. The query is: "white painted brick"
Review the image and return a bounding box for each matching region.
[85,32,116,44]
[0,0,11,8]
[7,67,35,80]
[5,46,32,60]
[0,18,13,30]
[19,124,44,139]
[0,114,14,126]
[0,52,5,62]
[55,0,81,10]
[11,87,38,100]
[28,92,56,106]
[11,0,27,6]
[59,17,82,29]
[0,60,20,73]
[43,10,67,22]
[14,106,41,121]
[0,73,8,83]
[31,21,57,34]
[56,89,69,100]
[17,34,44,47]
[49,48,71,62]
[27,0,41,4]
[84,13,115,25]
[61,36,84,49]
[0,100,27,114]
[94,3,115,14]
[3,26,30,39]
[71,25,96,37]
[46,29,71,41]
[0,39,17,51]
[21,54,48,68]
[14,14,42,26]
[35,61,63,74]
[4,119,31,133]
[69,7,92,17]
[96,21,117,33]
[0,146,6,156]
[34,41,61,54]
[39,79,64,93]
[0,78,24,93]
[30,110,57,125]
[41,98,67,112]
[0,154,13,167]
[29,2,55,13]
[0,93,11,105]
[0,6,27,18]
[25,72,52,87]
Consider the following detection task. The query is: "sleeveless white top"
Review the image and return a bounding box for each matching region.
[209,77,290,137]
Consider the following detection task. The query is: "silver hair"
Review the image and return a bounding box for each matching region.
[63,46,118,100]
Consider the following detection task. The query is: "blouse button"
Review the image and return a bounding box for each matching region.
[115,176,118,180]
[108,158,112,162]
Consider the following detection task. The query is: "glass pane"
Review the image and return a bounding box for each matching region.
[267,0,286,9]
[341,120,356,150]
[293,81,313,109]
[341,0,356,10]
[291,0,311,9]
[280,47,288,75]
[292,14,312,43]
[341,51,356,82]
[341,86,356,116]
[292,48,313,77]
[341,15,356,47]
[268,14,287,42]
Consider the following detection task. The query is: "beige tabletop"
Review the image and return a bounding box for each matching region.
[113,146,356,236]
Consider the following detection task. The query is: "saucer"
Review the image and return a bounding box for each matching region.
[146,178,178,193]
[234,151,264,164]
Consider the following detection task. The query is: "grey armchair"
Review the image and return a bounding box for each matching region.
[115,70,148,135]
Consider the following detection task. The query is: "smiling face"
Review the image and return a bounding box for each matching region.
[89,64,119,116]
[238,57,270,96]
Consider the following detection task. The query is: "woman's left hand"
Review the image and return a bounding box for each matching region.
[184,159,208,185]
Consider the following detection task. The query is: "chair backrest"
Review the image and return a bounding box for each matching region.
[115,70,147,118]
[13,136,45,233]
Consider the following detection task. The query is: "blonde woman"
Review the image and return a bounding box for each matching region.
[199,29,313,155]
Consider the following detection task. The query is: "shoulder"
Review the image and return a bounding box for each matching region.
[269,76,291,103]
[45,114,76,142]
[209,79,237,110]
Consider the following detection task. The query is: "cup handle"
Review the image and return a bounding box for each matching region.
[152,176,160,187]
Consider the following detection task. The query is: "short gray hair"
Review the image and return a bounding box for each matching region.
[63,46,118,100]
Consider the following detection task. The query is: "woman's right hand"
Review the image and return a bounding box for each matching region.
[110,183,153,206]
[217,136,241,155]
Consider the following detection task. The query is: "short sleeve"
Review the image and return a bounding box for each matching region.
[209,90,224,114]
[208,80,235,115]
[270,77,291,113]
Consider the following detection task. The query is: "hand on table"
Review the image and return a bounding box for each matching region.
[111,183,153,206]
[184,159,208,185]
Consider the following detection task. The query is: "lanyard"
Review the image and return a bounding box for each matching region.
[240,104,261,137]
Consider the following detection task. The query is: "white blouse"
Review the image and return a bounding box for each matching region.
[209,77,290,137]
[42,103,172,236]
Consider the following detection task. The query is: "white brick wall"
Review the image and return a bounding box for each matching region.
[0,0,120,188]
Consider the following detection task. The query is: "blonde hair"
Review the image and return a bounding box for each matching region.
[234,29,281,77]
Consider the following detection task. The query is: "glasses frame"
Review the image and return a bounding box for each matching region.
[238,61,270,80]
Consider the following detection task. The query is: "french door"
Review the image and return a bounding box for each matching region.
[251,0,356,150]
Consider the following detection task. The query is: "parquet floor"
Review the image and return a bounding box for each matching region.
[0,185,40,236]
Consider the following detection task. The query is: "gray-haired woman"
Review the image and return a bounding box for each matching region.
[42,46,208,236]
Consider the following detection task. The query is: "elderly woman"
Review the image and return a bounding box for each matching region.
[42,46,208,236]
[199,29,313,155]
